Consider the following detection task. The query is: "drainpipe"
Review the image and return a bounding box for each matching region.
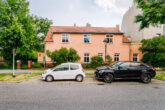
[129,43,131,61]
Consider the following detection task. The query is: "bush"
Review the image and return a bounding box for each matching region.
[0,62,8,67]
[82,64,91,69]
[106,55,113,65]
[31,62,43,68]
[90,56,104,69]
[46,64,54,68]
[46,47,80,65]
[140,36,165,67]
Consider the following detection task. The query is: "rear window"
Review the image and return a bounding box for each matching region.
[70,65,79,70]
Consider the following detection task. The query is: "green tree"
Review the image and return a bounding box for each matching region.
[134,0,165,30]
[139,36,165,67]
[106,55,112,65]
[0,0,52,63]
[90,56,104,69]
[0,0,39,76]
[47,48,80,65]
[34,16,53,51]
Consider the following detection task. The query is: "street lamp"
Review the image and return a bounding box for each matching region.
[103,38,109,64]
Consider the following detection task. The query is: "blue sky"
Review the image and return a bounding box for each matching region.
[28,0,133,27]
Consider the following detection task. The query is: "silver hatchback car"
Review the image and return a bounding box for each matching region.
[42,63,85,82]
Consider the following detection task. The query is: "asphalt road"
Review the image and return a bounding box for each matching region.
[1,82,165,110]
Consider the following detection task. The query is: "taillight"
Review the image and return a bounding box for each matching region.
[152,68,155,71]
[82,69,85,73]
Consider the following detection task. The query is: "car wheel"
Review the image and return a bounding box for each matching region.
[46,75,54,82]
[76,75,83,82]
[103,73,113,83]
[141,73,151,83]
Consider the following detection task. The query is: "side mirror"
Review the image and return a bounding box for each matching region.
[118,66,121,69]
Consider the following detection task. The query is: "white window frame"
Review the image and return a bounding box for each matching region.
[61,34,70,43]
[98,53,103,58]
[83,34,91,43]
[84,53,90,64]
[106,34,114,44]
[114,53,120,62]
[133,54,139,62]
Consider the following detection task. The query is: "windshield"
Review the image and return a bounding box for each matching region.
[50,65,61,70]
[112,62,123,68]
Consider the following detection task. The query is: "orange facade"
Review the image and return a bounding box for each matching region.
[43,32,142,64]
[39,25,142,64]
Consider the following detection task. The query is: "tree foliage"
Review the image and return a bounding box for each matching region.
[33,16,53,51]
[0,0,52,61]
[106,55,112,65]
[140,36,165,67]
[47,48,80,65]
[134,0,165,30]
[90,56,104,69]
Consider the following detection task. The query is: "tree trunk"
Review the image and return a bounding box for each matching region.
[13,48,15,77]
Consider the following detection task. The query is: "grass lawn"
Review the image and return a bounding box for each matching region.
[155,73,165,80]
[86,73,94,76]
[0,73,41,81]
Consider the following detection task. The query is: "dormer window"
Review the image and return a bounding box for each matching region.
[106,34,113,43]
[62,34,69,43]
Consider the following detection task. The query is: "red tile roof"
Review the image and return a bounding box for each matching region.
[123,35,131,43]
[44,26,121,42]
[44,26,130,43]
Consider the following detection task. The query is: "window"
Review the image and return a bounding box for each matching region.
[70,65,79,70]
[133,54,139,62]
[84,34,91,43]
[98,53,103,58]
[84,53,90,64]
[62,34,69,43]
[106,34,113,43]
[114,53,120,62]
[54,65,69,71]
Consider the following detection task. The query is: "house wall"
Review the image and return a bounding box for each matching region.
[44,33,142,64]
[38,52,45,63]
[130,43,143,61]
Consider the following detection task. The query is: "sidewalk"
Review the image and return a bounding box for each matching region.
[0,69,95,74]
[0,69,164,74]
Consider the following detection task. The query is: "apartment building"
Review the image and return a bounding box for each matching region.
[121,4,165,42]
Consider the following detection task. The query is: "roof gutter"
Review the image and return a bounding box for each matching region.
[52,31,124,34]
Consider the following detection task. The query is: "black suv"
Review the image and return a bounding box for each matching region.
[95,62,156,83]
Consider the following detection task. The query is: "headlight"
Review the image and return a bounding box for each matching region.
[43,71,47,74]
[99,70,104,74]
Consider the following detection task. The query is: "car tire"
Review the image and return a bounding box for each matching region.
[46,75,54,82]
[141,73,151,83]
[103,73,113,83]
[76,75,83,82]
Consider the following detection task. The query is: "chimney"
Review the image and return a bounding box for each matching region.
[86,23,91,27]
[116,24,120,31]
[74,24,76,27]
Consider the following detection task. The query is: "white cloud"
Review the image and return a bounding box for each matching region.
[94,0,133,14]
